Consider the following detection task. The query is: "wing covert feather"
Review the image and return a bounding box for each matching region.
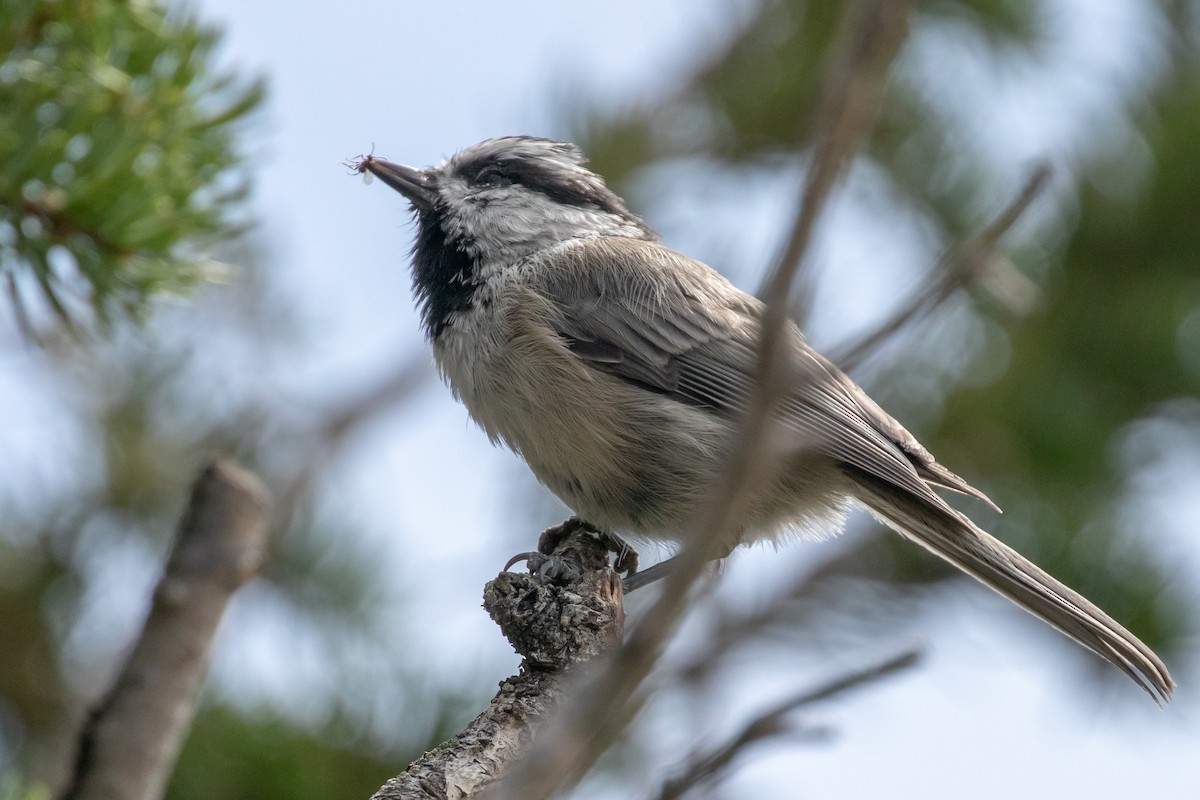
[538,237,990,505]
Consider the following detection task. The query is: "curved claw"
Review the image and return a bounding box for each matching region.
[503,551,541,572]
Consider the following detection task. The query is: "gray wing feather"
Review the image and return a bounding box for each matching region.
[540,237,975,504]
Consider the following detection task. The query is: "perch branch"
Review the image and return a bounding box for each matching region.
[370,521,624,800]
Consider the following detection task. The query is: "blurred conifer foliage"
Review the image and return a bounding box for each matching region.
[0,0,262,328]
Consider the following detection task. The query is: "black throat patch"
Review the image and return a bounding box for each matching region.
[410,207,480,340]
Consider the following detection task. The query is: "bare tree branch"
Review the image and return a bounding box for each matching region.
[271,355,430,535]
[772,0,912,325]
[831,164,1051,371]
[6,271,41,344]
[655,649,920,800]
[58,459,271,800]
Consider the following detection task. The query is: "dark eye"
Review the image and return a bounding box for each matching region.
[474,167,514,187]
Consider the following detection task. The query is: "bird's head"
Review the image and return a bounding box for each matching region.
[358,137,653,337]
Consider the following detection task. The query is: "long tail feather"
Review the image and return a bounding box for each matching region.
[850,473,1175,705]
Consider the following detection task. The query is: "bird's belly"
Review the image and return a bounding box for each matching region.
[434,310,729,537]
[433,303,849,543]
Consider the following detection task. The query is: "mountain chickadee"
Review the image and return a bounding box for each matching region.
[355,136,1173,703]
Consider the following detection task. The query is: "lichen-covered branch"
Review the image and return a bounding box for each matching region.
[370,521,624,800]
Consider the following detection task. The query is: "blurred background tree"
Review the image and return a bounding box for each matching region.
[0,0,262,329]
[1,0,1197,798]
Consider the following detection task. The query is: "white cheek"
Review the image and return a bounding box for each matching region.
[439,183,646,275]
[429,284,508,423]
[433,314,486,400]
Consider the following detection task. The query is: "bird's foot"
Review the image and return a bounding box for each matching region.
[502,517,640,581]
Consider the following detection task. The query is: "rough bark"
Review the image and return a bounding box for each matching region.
[58,459,271,800]
[371,522,624,800]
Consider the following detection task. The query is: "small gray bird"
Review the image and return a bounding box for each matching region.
[357,136,1173,703]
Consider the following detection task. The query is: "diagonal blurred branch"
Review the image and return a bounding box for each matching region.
[831,164,1051,371]
[58,460,270,800]
[655,649,920,800]
[6,272,41,345]
[670,539,929,693]
[270,355,430,536]
[770,0,913,326]
[488,3,911,797]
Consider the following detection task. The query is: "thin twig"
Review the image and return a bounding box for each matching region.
[6,272,40,344]
[831,164,1051,371]
[269,354,429,537]
[655,649,921,800]
[770,0,913,325]
[488,4,911,798]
